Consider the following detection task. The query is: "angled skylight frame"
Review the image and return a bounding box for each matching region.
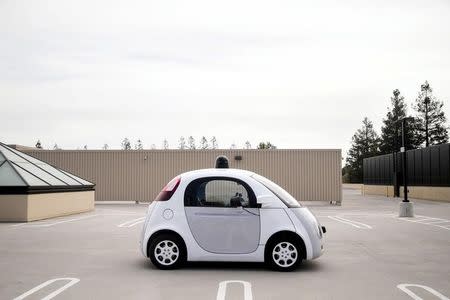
[0,142,95,194]
[0,160,27,186]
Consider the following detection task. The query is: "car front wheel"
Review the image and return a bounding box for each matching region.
[148,234,186,270]
[267,240,302,271]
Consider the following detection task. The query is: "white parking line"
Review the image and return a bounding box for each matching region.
[34,215,99,227]
[328,216,361,228]
[11,215,99,228]
[13,277,80,300]
[315,212,395,217]
[96,208,145,214]
[409,218,437,223]
[217,280,253,300]
[334,216,372,229]
[327,216,372,229]
[407,217,444,223]
[397,283,449,300]
[397,215,450,231]
[422,220,450,225]
[10,223,28,227]
[100,213,144,216]
[117,217,146,228]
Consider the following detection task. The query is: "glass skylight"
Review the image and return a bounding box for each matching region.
[0,161,26,186]
[0,143,94,188]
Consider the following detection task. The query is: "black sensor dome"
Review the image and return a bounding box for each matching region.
[215,155,229,168]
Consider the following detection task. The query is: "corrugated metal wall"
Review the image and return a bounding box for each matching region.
[363,143,450,187]
[24,149,342,203]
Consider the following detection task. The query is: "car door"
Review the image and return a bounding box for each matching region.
[184,177,260,254]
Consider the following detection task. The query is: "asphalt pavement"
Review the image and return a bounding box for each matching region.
[1,189,449,300]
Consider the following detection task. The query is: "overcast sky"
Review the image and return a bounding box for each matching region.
[1,0,450,156]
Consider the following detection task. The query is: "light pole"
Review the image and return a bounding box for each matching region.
[424,95,430,147]
[398,117,415,217]
[421,82,430,147]
[393,120,399,197]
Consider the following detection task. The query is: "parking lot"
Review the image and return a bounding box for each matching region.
[1,189,449,300]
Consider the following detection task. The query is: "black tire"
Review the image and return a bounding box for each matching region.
[148,234,186,270]
[265,237,303,272]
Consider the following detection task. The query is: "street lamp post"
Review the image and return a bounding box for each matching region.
[398,117,415,217]
[424,95,430,148]
[421,81,430,148]
[393,121,399,197]
[401,118,409,202]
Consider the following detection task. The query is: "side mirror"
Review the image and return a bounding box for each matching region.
[256,195,278,208]
[230,197,242,208]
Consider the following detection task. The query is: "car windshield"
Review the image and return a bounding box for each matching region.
[251,174,301,208]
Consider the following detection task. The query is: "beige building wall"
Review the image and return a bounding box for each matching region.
[363,184,450,202]
[0,191,94,222]
[27,191,95,221]
[0,195,28,222]
[362,185,395,197]
[342,183,363,191]
[24,149,342,203]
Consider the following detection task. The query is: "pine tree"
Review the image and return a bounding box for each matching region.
[35,140,42,149]
[413,81,449,146]
[380,89,420,154]
[135,139,143,150]
[257,142,276,149]
[345,117,381,183]
[188,136,196,149]
[162,139,169,150]
[178,137,186,149]
[121,138,131,150]
[200,136,208,149]
[210,136,218,149]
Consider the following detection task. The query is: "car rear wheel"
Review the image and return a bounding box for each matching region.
[266,239,302,271]
[148,234,186,270]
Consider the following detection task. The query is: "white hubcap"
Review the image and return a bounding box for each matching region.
[272,242,298,268]
[154,240,179,266]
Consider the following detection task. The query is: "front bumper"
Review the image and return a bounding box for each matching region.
[290,207,325,259]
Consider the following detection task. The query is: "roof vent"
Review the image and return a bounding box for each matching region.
[215,155,229,168]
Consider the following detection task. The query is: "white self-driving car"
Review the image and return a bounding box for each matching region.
[140,165,325,271]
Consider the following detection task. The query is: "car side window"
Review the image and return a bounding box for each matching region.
[185,177,256,208]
